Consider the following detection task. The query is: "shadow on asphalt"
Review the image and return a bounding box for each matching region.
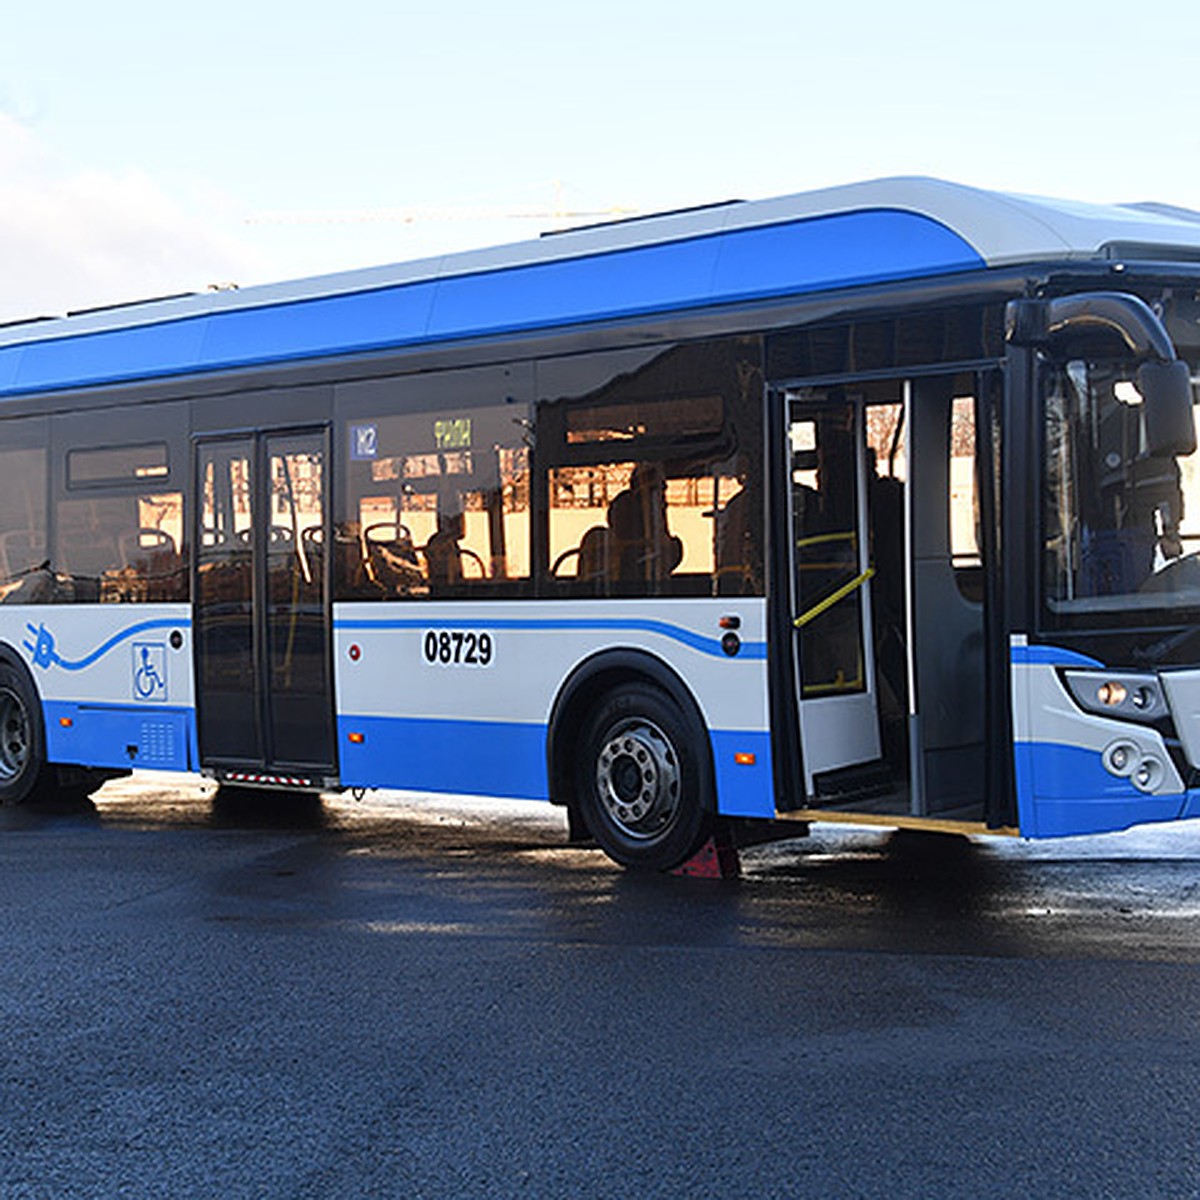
[0,790,101,829]
[746,826,1005,917]
[208,787,329,831]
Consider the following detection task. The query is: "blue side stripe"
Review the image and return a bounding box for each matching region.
[1011,644,1103,668]
[20,613,756,670]
[334,615,767,660]
[0,210,983,398]
[337,714,777,817]
[23,617,186,672]
[1015,739,1183,837]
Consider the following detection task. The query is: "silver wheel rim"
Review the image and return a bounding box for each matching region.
[0,686,30,783]
[594,716,681,841]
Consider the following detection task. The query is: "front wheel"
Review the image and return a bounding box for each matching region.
[0,663,51,805]
[574,683,713,870]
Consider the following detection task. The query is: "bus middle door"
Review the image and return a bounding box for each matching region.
[194,429,336,783]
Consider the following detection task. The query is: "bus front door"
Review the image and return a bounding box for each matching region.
[194,430,336,782]
[785,376,993,816]
[786,393,882,793]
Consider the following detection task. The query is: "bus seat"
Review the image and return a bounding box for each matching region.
[577,525,612,580]
[58,529,119,579]
[0,530,46,582]
[364,522,425,593]
[119,527,176,569]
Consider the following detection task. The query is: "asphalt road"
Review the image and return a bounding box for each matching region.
[3,775,1200,1198]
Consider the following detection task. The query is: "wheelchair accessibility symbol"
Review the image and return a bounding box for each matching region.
[132,643,167,701]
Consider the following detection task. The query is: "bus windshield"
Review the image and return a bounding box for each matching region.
[1043,358,1200,619]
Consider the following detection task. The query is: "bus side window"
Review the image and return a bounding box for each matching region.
[338,399,531,600]
[0,442,49,604]
[539,337,766,598]
[56,493,185,603]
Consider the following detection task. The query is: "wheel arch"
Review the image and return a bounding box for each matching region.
[0,638,54,803]
[546,647,715,815]
[0,641,42,709]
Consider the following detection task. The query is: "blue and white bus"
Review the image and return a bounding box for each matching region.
[2,176,1200,869]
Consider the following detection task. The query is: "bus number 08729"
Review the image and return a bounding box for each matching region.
[423,630,494,667]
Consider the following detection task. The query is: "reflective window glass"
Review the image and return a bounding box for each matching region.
[68,442,168,486]
[0,445,48,603]
[56,492,185,602]
[340,400,531,599]
[538,338,764,598]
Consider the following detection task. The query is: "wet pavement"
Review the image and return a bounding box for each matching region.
[3,775,1200,1197]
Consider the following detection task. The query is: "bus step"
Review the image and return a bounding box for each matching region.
[217,770,319,790]
[812,761,897,806]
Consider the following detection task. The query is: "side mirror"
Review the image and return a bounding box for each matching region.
[1139,359,1197,457]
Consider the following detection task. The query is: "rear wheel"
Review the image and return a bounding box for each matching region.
[574,683,713,870]
[0,664,51,805]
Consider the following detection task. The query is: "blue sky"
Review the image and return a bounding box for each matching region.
[1,0,1198,321]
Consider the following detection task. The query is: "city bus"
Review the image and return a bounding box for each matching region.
[1,176,1200,870]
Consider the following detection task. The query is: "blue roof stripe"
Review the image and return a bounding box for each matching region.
[0,209,983,398]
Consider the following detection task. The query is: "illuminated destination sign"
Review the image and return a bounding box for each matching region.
[434,417,472,450]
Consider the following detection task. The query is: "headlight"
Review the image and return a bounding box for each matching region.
[1061,670,1170,724]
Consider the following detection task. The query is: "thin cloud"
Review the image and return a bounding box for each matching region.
[0,114,265,324]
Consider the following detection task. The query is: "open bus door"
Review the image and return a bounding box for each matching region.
[785,392,882,792]
[782,374,995,822]
[193,428,337,785]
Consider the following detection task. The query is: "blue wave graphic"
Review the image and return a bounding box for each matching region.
[24,618,184,672]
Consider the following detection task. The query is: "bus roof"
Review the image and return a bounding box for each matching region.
[4,176,1200,398]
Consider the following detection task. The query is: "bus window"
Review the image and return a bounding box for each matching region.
[268,447,323,602]
[789,402,866,696]
[0,445,48,604]
[539,337,765,597]
[56,492,185,602]
[547,459,752,592]
[68,442,168,486]
[1043,360,1200,617]
[340,402,530,599]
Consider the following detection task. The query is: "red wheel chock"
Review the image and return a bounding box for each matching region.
[670,828,741,879]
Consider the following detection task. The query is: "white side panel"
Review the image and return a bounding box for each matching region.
[1160,670,1200,769]
[0,604,194,707]
[332,597,768,734]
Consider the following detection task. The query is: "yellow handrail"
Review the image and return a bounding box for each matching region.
[795,530,857,551]
[793,566,875,628]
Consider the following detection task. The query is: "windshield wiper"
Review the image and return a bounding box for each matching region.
[1132,625,1200,667]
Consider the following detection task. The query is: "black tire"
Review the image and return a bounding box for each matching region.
[574,682,713,870]
[0,663,52,806]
